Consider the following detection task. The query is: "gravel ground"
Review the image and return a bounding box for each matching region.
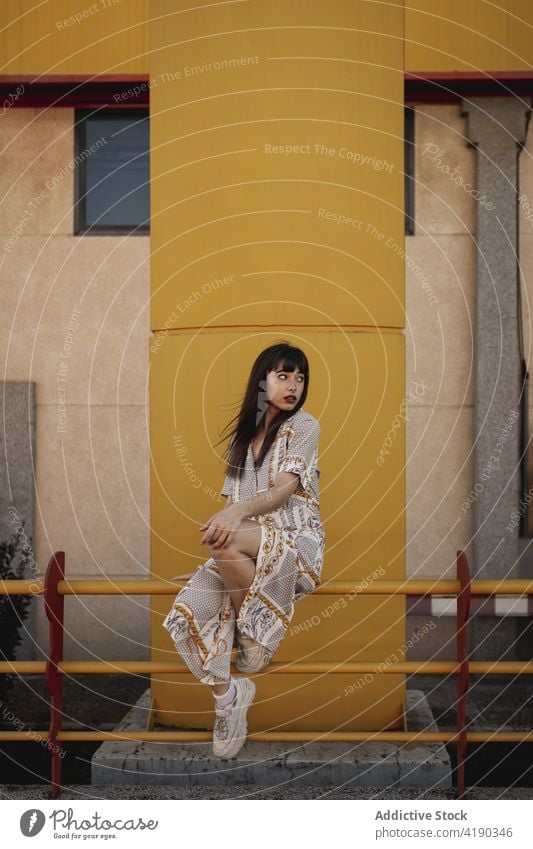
[0,672,147,731]
[2,672,533,796]
[1,784,533,800]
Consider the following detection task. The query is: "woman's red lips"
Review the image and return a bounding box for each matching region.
[284,396,296,401]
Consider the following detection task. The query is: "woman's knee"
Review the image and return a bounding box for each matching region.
[209,525,261,561]
[209,546,245,569]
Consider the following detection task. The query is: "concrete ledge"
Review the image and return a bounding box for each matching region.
[91,689,451,788]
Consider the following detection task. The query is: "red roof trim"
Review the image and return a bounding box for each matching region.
[2,72,533,107]
[405,71,533,102]
[0,76,150,107]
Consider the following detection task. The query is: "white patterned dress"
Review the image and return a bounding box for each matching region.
[161,408,326,685]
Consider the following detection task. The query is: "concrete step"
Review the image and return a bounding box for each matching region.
[91,689,451,788]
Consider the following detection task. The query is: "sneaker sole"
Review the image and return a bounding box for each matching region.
[213,678,256,760]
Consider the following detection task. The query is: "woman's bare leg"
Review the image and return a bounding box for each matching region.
[207,518,262,615]
[207,518,263,696]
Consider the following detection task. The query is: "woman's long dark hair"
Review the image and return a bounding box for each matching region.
[217,341,310,481]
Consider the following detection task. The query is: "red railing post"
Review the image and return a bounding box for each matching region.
[456,549,471,799]
[44,551,65,800]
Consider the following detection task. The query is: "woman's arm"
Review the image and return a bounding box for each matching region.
[233,472,299,520]
[199,473,299,547]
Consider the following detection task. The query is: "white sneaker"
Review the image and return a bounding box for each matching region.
[235,633,273,673]
[212,677,256,760]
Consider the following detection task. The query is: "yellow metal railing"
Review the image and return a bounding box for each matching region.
[2,550,532,799]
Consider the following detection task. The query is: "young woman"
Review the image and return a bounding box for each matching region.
[162,341,326,759]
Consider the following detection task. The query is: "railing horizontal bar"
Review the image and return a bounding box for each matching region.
[4,578,533,595]
[0,662,48,673]
[3,660,533,674]
[2,730,533,743]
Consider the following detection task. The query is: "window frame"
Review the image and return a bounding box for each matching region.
[73,107,150,236]
[405,105,415,236]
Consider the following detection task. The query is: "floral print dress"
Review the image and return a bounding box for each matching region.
[161,408,326,685]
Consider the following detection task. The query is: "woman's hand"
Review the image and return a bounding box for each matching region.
[199,504,244,549]
[171,572,195,581]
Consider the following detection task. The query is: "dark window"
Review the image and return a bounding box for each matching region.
[405,106,415,235]
[74,108,149,235]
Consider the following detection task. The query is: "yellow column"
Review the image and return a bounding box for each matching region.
[150,0,405,732]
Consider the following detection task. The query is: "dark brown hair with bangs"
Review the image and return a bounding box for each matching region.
[216,341,309,482]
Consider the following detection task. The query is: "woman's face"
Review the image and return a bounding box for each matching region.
[264,365,305,412]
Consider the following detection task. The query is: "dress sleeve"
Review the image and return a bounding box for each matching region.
[278,415,320,492]
[220,435,236,498]
[220,471,233,498]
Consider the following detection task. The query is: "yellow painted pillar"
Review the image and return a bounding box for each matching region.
[150,0,405,732]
